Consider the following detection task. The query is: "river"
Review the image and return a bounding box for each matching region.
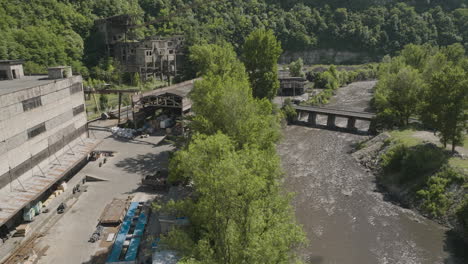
[278,81,467,264]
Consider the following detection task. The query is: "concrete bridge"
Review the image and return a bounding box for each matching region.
[294,105,377,134]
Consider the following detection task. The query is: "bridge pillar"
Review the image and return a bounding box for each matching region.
[297,110,303,121]
[327,114,336,128]
[346,117,357,131]
[308,112,317,126]
[368,119,377,134]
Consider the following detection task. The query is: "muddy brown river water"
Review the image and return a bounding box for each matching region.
[278,81,467,264]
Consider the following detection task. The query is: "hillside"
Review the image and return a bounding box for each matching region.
[0,0,467,76]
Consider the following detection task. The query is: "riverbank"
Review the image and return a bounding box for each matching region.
[278,81,468,263]
[353,128,468,245]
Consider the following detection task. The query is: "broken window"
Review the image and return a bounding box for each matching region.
[22,96,42,111]
[27,123,46,139]
[73,104,85,116]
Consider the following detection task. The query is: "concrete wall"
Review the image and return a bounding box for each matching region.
[279,49,375,65]
[0,75,87,189]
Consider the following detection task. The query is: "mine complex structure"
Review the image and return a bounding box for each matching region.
[95,15,185,82]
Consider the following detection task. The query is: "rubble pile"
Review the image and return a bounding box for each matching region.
[110,127,136,139]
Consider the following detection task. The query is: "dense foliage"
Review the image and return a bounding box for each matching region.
[373,44,468,151]
[242,29,282,100]
[304,64,378,105]
[1,0,467,75]
[165,43,305,263]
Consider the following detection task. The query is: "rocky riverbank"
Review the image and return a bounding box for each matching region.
[352,131,468,244]
[279,81,468,263]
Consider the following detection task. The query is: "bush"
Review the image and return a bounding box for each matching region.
[282,99,297,123]
[457,196,468,236]
[381,143,408,173]
[417,166,464,217]
[381,143,448,184]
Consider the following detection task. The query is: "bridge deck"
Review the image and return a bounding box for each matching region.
[294,105,375,120]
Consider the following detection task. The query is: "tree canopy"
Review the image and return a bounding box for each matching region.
[1,0,467,77]
[374,43,468,151]
[242,29,282,100]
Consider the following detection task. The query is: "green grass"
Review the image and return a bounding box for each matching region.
[389,128,423,147]
[449,158,468,170]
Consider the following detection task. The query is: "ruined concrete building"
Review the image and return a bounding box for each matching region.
[95,15,185,81]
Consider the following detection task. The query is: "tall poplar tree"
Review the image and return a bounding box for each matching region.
[242,29,282,100]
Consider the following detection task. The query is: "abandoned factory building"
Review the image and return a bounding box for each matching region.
[0,61,98,231]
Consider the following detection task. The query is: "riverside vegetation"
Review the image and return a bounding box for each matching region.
[155,31,306,264]
[362,43,468,242]
[1,0,468,78]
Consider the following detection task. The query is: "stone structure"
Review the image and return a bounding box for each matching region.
[48,66,72,80]
[279,77,307,96]
[294,105,376,133]
[279,49,374,65]
[95,15,185,81]
[0,60,25,81]
[0,62,97,229]
[114,35,185,80]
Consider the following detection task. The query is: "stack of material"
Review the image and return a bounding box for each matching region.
[23,208,35,222]
[99,199,128,225]
[14,224,30,237]
[110,127,135,139]
[58,182,68,191]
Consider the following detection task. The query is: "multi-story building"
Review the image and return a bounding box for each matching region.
[95,15,185,81]
[0,61,98,232]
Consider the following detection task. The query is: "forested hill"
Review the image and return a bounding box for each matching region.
[0,0,467,75]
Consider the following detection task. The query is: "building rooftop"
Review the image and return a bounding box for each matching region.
[0,60,24,65]
[0,75,57,96]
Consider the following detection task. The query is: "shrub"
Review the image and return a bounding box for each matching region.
[417,166,464,217]
[282,99,297,123]
[381,143,408,173]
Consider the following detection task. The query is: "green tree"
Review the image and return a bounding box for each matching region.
[242,29,283,100]
[168,133,305,264]
[99,94,109,111]
[422,65,467,152]
[374,61,424,126]
[289,58,304,77]
[190,74,281,150]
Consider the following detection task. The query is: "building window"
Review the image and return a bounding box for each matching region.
[27,123,46,139]
[22,97,42,111]
[73,104,85,116]
[70,83,83,94]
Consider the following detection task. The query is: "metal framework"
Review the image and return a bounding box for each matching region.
[141,93,182,109]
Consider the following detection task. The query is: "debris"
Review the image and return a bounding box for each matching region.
[110,127,135,139]
[88,225,104,243]
[13,224,30,237]
[57,203,67,214]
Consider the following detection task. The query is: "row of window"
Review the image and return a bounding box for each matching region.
[24,104,85,140]
[21,84,83,112]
